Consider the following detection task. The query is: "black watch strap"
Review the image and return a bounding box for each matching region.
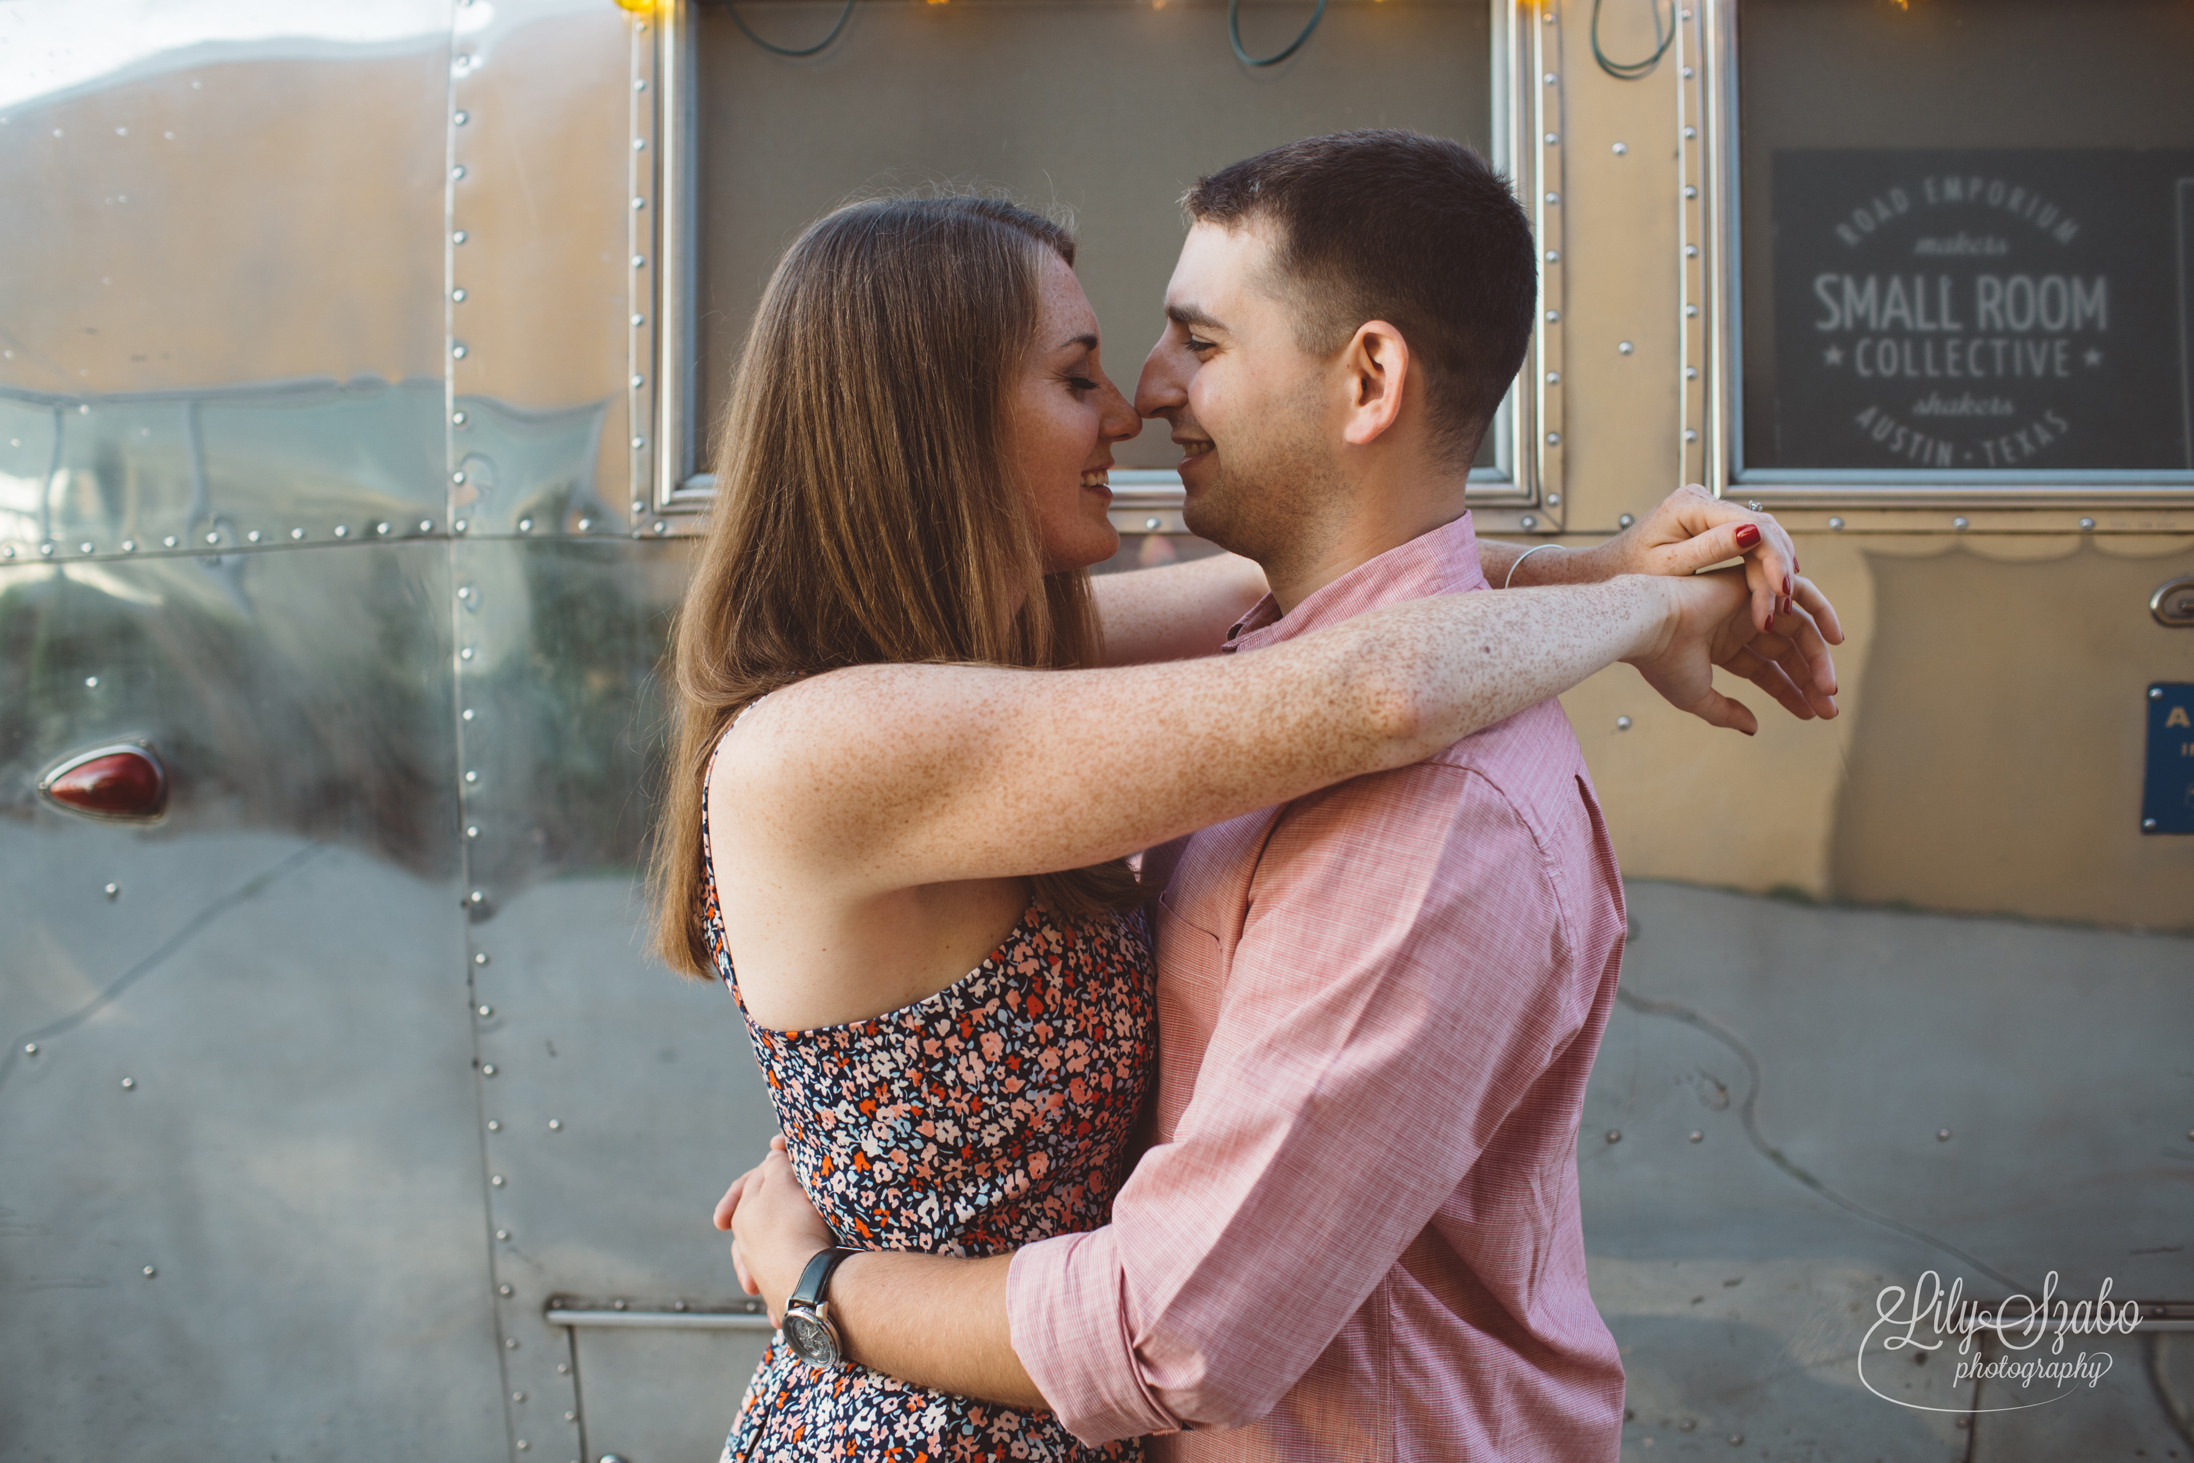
[788,1246,859,1311]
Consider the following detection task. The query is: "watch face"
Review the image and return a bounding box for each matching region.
[783,1308,837,1366]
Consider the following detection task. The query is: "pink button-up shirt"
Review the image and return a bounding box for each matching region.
[1007,512,1627,1461]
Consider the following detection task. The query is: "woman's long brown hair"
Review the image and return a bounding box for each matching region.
[651,196,1138,980]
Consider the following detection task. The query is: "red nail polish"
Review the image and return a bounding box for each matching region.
[1734,524,1761,549]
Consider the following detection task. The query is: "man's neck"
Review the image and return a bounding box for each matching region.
[1262,476,1471,614]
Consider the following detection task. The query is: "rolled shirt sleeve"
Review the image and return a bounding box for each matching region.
[1008,756,1601,1443]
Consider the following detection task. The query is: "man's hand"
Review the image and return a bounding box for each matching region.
[1622,569,1840,735]
[714,1136,835,1327]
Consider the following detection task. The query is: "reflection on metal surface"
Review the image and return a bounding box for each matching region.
[2151,573,2194,626]
[36,741,166,822]
[547,1301,774,1331]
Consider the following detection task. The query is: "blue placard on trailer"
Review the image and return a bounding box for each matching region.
[2145,684,2194,834]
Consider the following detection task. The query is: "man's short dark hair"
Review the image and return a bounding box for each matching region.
[1186,129,1536,463]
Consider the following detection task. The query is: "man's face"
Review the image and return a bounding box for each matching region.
[1134,221,1345,563]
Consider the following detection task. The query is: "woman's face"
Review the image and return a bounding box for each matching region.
[1005,254,1142,575]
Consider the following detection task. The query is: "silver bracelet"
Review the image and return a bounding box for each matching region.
[1502,542,1564,590]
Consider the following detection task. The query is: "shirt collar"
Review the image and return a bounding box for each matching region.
[1223,511,1486,655]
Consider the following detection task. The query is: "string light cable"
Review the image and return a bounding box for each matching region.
[1591,0,1675,81]
[1229,0,1327,68]
[723,0,858,58]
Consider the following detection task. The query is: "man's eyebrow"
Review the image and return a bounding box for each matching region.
[1165,303,1226,332]
[1056,332,1098,352]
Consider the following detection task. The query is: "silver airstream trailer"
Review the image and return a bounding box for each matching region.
[3,2,2189,1459]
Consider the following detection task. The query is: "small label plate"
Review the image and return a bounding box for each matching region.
[2143,683,2194,834]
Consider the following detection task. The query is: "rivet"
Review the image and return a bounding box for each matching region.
[39,543,53,556]
[455,111,470,126]
[1680,1418,1696,1432]
[289,528,304,540]
[631,313,646,327]
[22,1043,35,1055]
[105,882,119,899]
[460,649,476,664]
[1546,431,1561,446]
[85,675,100,689]
[466,825,481,839]
[631,499,648,515]
[673,1300,688,1312]
[332,526,349,539]
[515,1442,528,1452]
[451,287,467,303]
[1684,126,1698,139]
[2155,688,2167,700]
[454,518,468,535]
[205,531,220,545]
[1144,516,1162,531]
[1612,142,1627,155]
[451,164,466,180]
[1684,304,1699,318]
[1829,516,1846,530]
[633,137,647,151]
[1545,309,1560,323]
[635,77,648,91]
[1606,1129,1622,1143]
[563,1411,576,1422]
[469,889,487,904]
[1729,1435,1743,1446]
[1684,429,1699,443]
[612,1299,627,1311]
[577,517,594,532]
[631,374,645,390]
[1745,500,1763,511]
[80,540,95,554]
[511,1387,523,1399]
[1681,65,1694,77]
[557,1362,569,1375]
[631,195,645,210]
[1543,72,1558,85]
[453,409,469,426]
[630,436,645,450]
[1689,1130,1704,1143]
[2144,817,2159,831]
[1684,244,1698,258]
[1618,513,1634,528]
[1952,516,1970,531]
[2,547,13,559]
[495,1228,510,1241]
[486,1118,501,1131]
[452,230,467,245]
[2079,517,2096,530]
[1684,366,1698,380]
[143,1265,156,1277]
[504,1338,518,1350]
[1616,716,1633,731]
[482,1064,497,1077]
[1546,370,1561,385]
[1521,515,1538,530]
[1683,185,1698,199]
[121,1077,136,1090]
[1545,191,1560,205]
[376,521,391,536]
[1545,249,1560,264]
[474,952,489,965]
[632,253,647,269]
[517,517,534,533]
[462,706,476,719]
[1937,1128,1952,1141]
[452,343,467,359]
[548,1119,562,1131]
[478,1004,492,1017]
[492,1174,506,1186]
[1618,341,1634,355]
[652,520,669,535]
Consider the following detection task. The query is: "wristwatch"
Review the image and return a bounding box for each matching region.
[781,1246,860,1367]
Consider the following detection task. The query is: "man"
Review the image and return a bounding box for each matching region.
[721,131,1838,1458]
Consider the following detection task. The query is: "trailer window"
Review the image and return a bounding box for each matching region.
[1732,0,2194,491]
[663,0,1516,503]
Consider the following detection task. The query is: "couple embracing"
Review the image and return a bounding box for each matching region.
[654,130,1841,1461]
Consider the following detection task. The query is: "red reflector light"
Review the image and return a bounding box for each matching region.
[38,744,168,821]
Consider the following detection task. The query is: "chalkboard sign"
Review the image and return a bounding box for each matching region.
[1765,149,2194,474]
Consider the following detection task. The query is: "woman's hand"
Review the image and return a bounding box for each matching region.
[714,1136,837,1327]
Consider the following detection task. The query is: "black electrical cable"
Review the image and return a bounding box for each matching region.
[1228,0,1326,68]
[724,0,857,58]
[1591,0,1675,81]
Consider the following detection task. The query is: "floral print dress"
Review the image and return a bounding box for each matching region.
[702,822,1154,1462]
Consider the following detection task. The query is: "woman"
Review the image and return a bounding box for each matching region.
[656,195,1817,1461]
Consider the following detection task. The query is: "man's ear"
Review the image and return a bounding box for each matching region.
[1340,320,1411,448]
